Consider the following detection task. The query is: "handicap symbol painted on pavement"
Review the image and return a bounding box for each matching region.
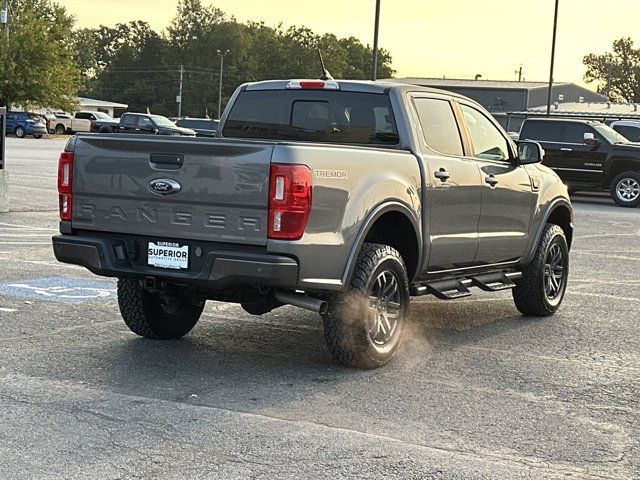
[0,277,117,303]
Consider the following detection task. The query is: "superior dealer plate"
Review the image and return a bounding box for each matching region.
[147,242,189,270]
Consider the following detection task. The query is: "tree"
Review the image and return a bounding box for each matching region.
[79,21,174,115]
[0,0,80,110]
[75,0,396,117]
[584,37,640,102]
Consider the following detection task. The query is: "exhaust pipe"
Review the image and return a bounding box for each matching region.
[274,290,328,315]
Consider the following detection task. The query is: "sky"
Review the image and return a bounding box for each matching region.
[57,0,640,87]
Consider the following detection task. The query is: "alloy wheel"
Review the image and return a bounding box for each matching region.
[367,270,402,347]
[616,178,640,203]
[543,243,565,301]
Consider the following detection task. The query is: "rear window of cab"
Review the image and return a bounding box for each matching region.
[222,90,399,146]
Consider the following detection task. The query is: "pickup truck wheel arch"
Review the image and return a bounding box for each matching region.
[54,124,67,135]
[341,202,421,288]
[524,199,573,265]
[605,159,640,186]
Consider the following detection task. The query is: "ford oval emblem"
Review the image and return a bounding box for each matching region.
[148,179,181,196]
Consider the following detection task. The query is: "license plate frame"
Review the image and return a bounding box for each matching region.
[147,241,189,270]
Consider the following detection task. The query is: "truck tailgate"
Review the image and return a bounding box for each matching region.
[71,135,273,246]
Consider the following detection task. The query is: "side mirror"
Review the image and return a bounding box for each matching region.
[517,140,544,165]
[583,132,600,148]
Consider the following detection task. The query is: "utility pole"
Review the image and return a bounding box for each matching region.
[371,0,381,81]
[177,64,184,118]
[546,0,559,117]
[217,49,230,119]
[516,64,523,82]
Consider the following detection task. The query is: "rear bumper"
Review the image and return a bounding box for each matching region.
[52,235,299,289]
[27,125,48,135]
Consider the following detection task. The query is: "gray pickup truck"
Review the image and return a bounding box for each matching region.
[53,79,573,369]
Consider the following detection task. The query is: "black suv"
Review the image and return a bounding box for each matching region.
[520,118,640,207]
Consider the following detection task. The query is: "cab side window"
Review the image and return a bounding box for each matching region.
[413,97,464,156]
[121,115,138,127]
[460,104,510,162]
[564,123,596,144]
[138,117,154,128]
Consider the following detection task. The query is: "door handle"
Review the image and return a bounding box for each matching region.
[485,174,499,186]
[560,148,573,152]
[434,168,450,181]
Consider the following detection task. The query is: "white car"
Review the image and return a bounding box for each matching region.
[52,111,114,135]
[610,120,640,142]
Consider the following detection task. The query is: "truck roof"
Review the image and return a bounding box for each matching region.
[523,118,604,125]
[243,79,471,100]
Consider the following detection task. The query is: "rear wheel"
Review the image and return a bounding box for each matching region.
[611,171,640,207]
[54,124,66,135]
[322,243,409,369]
[513,224,569,316]
[33,135,42,139]
[14,126,25,138]
[117,278,205,339]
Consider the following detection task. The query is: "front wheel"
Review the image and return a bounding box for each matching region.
[513,224,569,316]
[117,278,205,339]
[611,171,640,207]
[322,243,410,369]
[33,135,42,139]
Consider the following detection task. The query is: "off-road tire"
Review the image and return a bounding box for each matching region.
[14,126,25,138]
[610,171,640,208]
[322,243,410,369]
[513,224,569,317]
[117,278,205,339]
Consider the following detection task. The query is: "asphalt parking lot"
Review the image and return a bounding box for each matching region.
[0,136,638,479]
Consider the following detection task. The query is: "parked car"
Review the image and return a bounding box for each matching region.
[53,79,572,369]
[4,112,48,138]
[610,120,640,142]
[175,118,219,137]
[519,118,640,207]
[89,117,120,133]
[112,113,196,136]
[53,111,115,134]
[42,113,58,134]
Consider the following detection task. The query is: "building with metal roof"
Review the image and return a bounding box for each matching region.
[383,77,608,114]
[76,97,128,117]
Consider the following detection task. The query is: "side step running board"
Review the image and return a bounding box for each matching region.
[410,272,522,300]
[470,273,517,292]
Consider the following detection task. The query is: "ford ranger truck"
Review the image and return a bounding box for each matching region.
[53,79,573,369]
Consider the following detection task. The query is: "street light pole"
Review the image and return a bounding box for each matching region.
[371,0,381,81]
[217,49,230,119]
[546,0,559,117]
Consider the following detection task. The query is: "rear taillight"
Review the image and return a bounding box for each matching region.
[268,164,312,240]
[57,151,73,221]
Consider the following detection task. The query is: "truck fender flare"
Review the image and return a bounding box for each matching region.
[341,201,422,287]
[603,155,638,185]
[524,197,573,264]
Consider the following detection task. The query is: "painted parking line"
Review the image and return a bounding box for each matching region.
[0,277,117,303]
[0,307,18,313]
